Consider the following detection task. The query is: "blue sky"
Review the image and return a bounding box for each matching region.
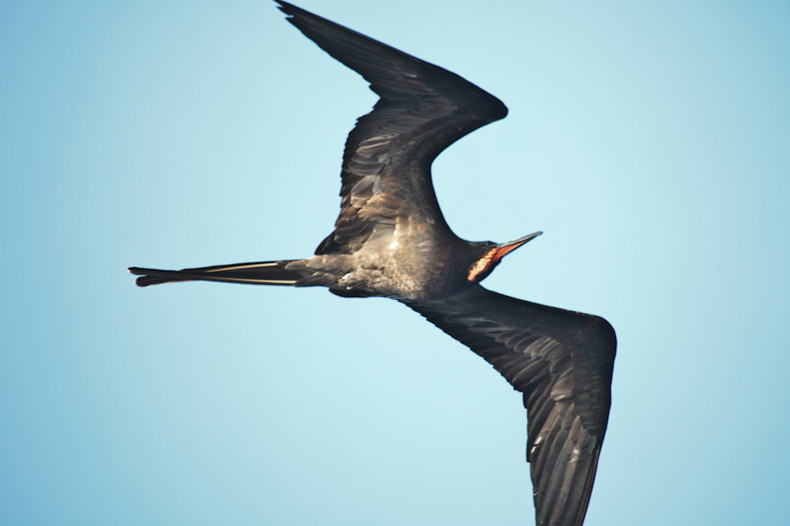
[2,1,789,524]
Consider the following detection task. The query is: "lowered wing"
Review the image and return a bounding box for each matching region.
[405,286,616,526]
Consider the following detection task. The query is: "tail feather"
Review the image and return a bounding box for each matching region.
[128,260,304,287]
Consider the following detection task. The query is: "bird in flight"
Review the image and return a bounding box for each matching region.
[130,2,616,525]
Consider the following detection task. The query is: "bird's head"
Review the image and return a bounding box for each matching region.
[466,231,542,283]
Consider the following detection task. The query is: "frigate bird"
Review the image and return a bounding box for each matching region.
[129,2,616,525]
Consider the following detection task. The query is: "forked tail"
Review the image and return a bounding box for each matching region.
[128,260,304,287]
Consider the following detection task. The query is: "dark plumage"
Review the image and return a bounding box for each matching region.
[129,2,616,525]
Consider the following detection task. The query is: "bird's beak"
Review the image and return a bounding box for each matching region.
[492,231,542,260]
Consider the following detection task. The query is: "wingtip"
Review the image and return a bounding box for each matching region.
[273,0,301,18]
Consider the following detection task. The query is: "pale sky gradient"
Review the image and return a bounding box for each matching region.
[2,1,789,525]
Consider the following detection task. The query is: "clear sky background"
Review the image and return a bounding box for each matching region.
[2,1,789,525]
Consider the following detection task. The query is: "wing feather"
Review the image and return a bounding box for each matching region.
[276,1,508,254]
[404,285,616,526]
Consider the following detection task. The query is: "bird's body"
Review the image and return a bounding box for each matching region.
[130,2,616,525]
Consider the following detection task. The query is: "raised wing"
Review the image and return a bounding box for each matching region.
[276,1,508,254]
[404,286,616,526]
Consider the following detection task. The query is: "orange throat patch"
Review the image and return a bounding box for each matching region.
[466,248,499,282]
